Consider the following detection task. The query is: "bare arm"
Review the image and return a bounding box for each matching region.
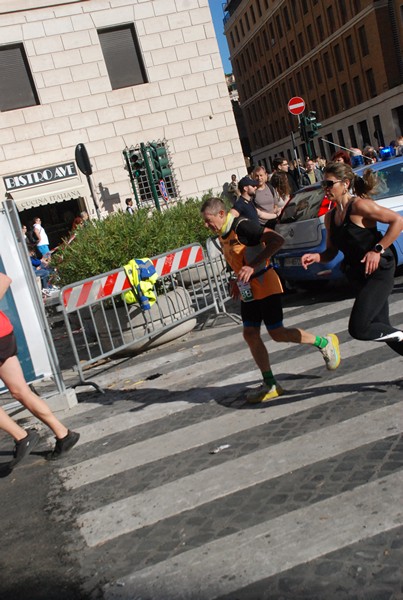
[0,273,12,301]
[34,225,43,243]
[353,198,403,250]
[353,198,403,275]
[255,206,278,221]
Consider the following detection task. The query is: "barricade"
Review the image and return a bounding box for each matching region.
[59,242,238,390]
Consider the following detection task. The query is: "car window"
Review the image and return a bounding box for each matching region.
[278,188,327,223]
[357,163,403,200]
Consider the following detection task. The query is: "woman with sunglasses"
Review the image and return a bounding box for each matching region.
[301,162,403,356]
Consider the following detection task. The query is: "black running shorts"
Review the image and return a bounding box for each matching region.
[241,293,284,330]
[0,331,17,366]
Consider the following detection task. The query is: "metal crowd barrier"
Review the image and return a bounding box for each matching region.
[59,242,239,391]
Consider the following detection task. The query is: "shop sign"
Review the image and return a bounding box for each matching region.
[18,189,83,209]
[3,162,78,192]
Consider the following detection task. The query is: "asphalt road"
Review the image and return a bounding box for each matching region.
[1,276,402,600]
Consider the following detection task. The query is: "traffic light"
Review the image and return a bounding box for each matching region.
[123,147,144,178]
[305,111,322,141]
[149,142,172,180]
[299,116,309,144]
[129,150,144,177]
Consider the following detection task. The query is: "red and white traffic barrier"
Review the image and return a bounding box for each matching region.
[152,245,204,276]
[62,244,205,312]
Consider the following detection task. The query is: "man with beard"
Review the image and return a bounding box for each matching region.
[231,176,260,223]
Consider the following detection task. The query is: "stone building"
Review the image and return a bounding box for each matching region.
[0,0,245,245]
[223,0,403,168]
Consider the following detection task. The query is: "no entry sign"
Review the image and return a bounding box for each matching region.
[288,96,305,115]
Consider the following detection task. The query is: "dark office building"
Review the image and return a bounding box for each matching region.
[223,0,403,167]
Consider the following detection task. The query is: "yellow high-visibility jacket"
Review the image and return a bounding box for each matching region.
[122,258,158,310]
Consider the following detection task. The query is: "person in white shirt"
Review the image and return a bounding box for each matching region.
[32,217,50,257]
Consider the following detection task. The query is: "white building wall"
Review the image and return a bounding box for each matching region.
[0,0,245,210]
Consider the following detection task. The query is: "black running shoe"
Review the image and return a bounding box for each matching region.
[49,430,80,461]
[10,429,40,469]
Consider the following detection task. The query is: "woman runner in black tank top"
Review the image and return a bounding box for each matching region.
[301,162,403,356]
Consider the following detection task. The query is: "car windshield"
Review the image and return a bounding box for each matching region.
[359,163,403,200]
[278,187,328,223]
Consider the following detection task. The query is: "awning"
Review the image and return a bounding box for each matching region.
[10,183,87,210]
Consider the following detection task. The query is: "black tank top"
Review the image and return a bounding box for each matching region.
[329,199,394,278]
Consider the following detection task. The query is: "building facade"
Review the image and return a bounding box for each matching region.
[0,0,245,245]
[223,0,403,169]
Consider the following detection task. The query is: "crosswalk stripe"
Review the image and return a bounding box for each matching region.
[76,402,403,547]
[60,354,402,489]
[75,399,199,445]
[81,298,402,398]
[103,469,403,600]
[60,388,353,489]
[130,300,403,391]
[65,341,402,457]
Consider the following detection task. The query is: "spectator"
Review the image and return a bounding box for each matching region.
[251,166,279,227]
[71,216,84,231]
[362,145,378,164]
[231,176,260,223]
[80,211,90,225]
[227,174,239,204]
[394,136,403,157]
[300,158,324,186]
[125,198,134,215]
[317,156,327,171]
[331,150,352,166]
[272,157,299,193]
[270,172,291,208]
[28,245,56,293]
[32,217,50,257]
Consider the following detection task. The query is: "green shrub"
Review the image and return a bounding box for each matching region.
[53,198,214,286]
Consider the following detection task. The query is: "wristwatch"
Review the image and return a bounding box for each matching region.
[373,243,385,254]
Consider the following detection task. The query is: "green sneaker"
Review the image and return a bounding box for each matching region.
[320,334,341,370]
[246,383,284,404]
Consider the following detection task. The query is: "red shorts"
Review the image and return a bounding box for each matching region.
[0,331,17,366]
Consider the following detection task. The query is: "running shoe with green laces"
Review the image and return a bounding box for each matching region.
[246,382,285,404]
[320,334,341,370]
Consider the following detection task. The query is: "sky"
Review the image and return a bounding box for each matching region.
[208,0,232,74]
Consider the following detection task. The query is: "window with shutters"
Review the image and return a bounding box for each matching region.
[98,24,147,90]
[0,43,39,112]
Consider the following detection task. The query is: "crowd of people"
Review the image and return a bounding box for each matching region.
[21,211,90,298]
[225,137,403,211]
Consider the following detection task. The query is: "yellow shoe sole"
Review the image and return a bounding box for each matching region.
[325,333,341,370]
[247,385,285,404]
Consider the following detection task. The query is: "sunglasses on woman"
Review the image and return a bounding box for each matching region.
[321,179,343,189]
